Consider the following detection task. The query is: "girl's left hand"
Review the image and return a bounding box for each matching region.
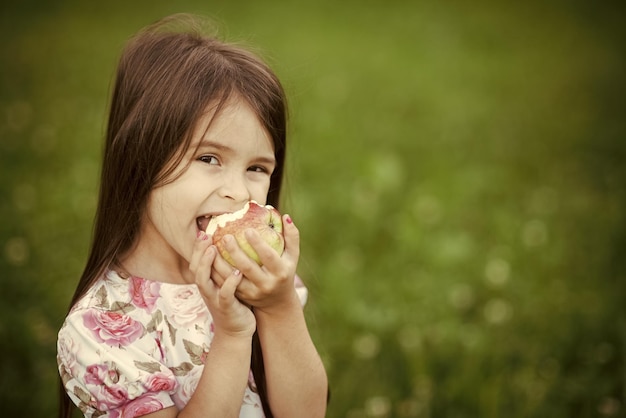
[211,214,301,313]
[189,235,257,337]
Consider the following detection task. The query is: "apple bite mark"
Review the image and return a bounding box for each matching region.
[205,200,285,266]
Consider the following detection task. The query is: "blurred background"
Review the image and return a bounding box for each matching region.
[1,0,624,417]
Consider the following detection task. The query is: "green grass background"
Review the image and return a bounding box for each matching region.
[1,0,624,417]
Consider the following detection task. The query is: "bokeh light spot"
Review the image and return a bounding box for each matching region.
[397,327,422,351]
[449,283,475,311]
[485,257,510,286]
[598,397,621,416]
[365,396,391,418]
[4,236,30,266]
[353,333,381,359]
[483,298,513,324]
[522,219,548,247]
[413,194,443,225]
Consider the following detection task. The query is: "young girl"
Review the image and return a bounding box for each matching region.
[57,14,328,418]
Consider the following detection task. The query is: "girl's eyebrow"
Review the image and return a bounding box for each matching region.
[197,140,276,165]
[255,155,277,166]
[196,140,233,152]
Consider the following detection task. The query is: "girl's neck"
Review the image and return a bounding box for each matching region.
[117,239,192,285]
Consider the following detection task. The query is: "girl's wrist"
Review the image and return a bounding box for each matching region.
[253,289,303,320]
[212,327,256,343]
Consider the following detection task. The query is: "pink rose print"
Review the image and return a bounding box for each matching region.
[83,310,145,346]
[57,331,79,375]
[159,286,208,328]
[129,277,161,312]
[90,382,129,411]
[155,331,167,361]
[113,394,165,417]
[85,363,120,386]
[145,372,176,393]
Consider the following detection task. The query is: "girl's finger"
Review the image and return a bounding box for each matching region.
[195,245,218,297]
[281,214,300,263]
[219,268,244,305]
[211,250,235,286]
[210,269,227,288]
[241,228,284,274]
[189,231,212,275]
[220,234,263,278]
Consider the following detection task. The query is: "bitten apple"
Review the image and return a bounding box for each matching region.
[205,201,285,266]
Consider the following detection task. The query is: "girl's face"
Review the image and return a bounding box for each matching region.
[138,98,276,273]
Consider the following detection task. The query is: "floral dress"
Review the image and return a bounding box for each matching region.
[57,269,308,417]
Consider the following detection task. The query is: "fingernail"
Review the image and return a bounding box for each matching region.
[197,231,204,239]
[233,269,241,276]
[285,215,293,224]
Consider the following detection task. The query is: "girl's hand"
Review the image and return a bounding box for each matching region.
[211,214,301,314]
[189,233,256,337]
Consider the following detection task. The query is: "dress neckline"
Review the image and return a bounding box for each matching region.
[107,268,196,288]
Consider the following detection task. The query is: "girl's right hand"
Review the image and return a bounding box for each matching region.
[189,232,256,338]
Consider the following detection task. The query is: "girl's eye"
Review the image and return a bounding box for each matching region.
[248,165,270,174]
[199,155,219,165]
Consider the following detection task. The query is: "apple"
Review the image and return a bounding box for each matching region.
[205,200,285,266]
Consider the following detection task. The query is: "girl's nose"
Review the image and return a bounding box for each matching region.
[218,172,250,202]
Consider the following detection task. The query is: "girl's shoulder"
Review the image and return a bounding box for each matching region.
[59,270,161,350]
[57,270,213,387]
[69,269,155,315]
[70,269,200,313]
[57,270,184,416]
[64,269,213,336]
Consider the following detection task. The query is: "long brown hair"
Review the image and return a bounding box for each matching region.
[59,14,286,418]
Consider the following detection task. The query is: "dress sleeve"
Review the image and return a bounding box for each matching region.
[57,306,177,417]
[294,274,308,306]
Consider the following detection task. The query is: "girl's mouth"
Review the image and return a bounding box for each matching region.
[196,215,213,232]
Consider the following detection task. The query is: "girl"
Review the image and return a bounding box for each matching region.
[57,14,328,418]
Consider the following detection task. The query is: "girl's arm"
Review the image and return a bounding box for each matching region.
[144,240,257,418]
[255,294,328,417]
[216,216,329,417]
[155,330,252,418]
[141,326,253,418]
[178,329,253,418]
